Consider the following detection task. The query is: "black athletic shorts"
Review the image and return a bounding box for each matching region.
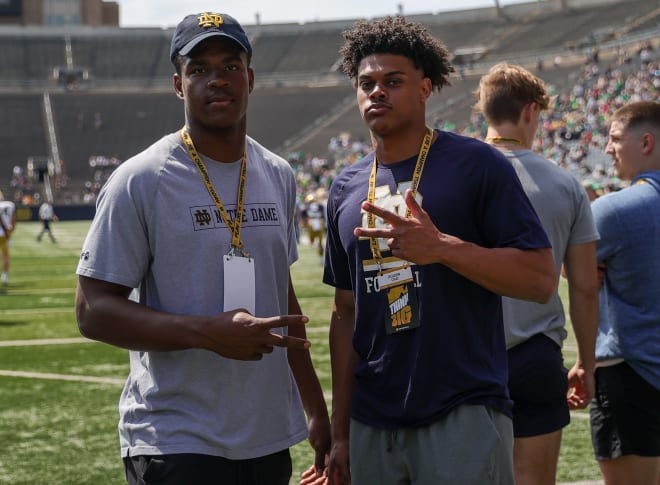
[507,333,570,438]
[123,449,291,485]
[590,362,660,460]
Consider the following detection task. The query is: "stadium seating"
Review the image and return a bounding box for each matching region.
[0,0,658,201]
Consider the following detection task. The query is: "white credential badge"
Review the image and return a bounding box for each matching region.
[223,253,256,315]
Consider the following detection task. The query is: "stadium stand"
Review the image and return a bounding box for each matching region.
[69,29,170,84]
[0,93,49,168]
[0,0,658,208]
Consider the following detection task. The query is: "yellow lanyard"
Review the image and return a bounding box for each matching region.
[180,128,248,255]
[367,126,434,263]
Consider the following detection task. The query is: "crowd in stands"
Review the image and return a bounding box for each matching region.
[4,40,658,213]
[293,42,659,213]
[454,43,659,196]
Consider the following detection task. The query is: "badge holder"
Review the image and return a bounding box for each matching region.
[378,264,420,334]
[223,246,256,315]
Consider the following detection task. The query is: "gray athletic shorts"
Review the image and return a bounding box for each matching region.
[590,362,660,460]
[350,404,514,485]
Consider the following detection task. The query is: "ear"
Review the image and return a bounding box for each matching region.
[523,102,536,124]
[173,73,184,100]
[420,77,432,102]
[248,67,255,94]
[641,132,656,156]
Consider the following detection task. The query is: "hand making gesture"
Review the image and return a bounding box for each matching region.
[354,188,457,266]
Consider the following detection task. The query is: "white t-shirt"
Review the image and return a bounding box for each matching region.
[39,203,54,220]
[0,201,15,237]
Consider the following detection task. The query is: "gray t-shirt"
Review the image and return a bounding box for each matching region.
[500,149,599,349]
[77,132,308,459]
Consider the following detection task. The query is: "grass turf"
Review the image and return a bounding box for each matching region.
[0,220,601,483]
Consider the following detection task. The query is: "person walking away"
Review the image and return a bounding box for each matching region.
[37,201,58,243]
[0,191,16,285]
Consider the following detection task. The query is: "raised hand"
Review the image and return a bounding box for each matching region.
[354,188,456,265]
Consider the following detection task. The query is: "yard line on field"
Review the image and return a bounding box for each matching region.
[0,307,73,315]
[0,337,90,347]
[5,288,74,296]
[0,369,124,385]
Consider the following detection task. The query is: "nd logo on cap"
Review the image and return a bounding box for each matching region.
[170,12,253,63]
[197,13,225,29]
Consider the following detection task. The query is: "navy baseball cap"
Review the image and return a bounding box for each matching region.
[170,12,252,64]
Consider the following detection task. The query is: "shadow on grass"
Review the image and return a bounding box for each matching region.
[0,320,26,327]
[0,281,30,292]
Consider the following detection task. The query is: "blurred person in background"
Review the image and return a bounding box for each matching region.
[0,190,16,285]
[36,201,58,243]
[475,62,599,485]
[589,100,660,485]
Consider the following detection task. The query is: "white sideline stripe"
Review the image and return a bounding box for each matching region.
[0,337,91,347]
[0,307,73,315]
[0,369,124,385]
[6,288,73,296]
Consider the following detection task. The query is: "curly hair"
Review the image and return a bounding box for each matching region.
[339,16,454,92]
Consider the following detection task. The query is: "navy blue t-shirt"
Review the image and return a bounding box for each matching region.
[323,131,551,429]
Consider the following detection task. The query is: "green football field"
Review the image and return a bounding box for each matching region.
[0,220,602,484]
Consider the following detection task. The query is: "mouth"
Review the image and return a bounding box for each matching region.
[207,95,233,106]
[365,102,391,116]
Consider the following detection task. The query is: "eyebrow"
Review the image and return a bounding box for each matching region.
[358,69,407,80]
[188,50,244,64]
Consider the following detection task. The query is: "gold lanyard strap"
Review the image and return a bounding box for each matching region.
[367,126,434,262]
[180,128,247,253]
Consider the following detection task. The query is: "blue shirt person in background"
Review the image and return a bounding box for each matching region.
[589,100,660,485]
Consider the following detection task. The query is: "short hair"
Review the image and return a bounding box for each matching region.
[610,101,660,133]
[474,63,550,125]
[339,16,453,92]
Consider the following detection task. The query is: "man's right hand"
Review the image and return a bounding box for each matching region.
[328,439,351,485]
[202,310,311,360]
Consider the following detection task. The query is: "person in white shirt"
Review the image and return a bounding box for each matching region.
[0,191,17,285]
[37,202,58,243]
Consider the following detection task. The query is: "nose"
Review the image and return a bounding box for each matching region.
[369,82,386,100]
[207,73,229,88]
[604,140,614,155]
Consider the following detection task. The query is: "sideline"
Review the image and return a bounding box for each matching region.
[0,337,91,347]
[0,369,124,385]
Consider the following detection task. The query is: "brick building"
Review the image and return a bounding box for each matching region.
[0,0,119,26]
